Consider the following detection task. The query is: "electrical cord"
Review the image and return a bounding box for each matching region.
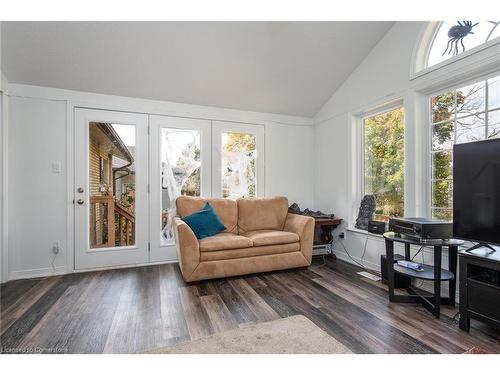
[411,245,425,261]
[335,237,368,270]
[50,252,57,273]
[360,235,369,268]
[414,246,426,288]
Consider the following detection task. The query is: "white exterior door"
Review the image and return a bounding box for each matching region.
[148,115,212,263]
[74,108,149,270]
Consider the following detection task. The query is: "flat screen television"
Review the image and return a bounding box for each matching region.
[453,138,500,248]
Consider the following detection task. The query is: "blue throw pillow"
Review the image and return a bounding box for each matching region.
[182,202,226,239]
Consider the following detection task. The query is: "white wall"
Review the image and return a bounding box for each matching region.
[313,20,500,279]
[8,97,69,279]
[314,22,425,268]
[266,123,314,208]
[5,84,314,281]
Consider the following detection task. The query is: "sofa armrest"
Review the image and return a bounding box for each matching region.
[284,213,315,264]
[173,216,200,281]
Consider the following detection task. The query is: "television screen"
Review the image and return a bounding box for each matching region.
[453,138,500,244]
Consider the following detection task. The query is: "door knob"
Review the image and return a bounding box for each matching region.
[77,199,85,205]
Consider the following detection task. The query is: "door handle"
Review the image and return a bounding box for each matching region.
[76,199,85,205]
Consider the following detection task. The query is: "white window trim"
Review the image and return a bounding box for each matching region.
[426,70,500,219]
[411,21,500,80]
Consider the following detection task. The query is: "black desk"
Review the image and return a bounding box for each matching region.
[383,232,464,318]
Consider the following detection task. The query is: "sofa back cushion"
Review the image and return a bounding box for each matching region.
[176,196,238,234]
[237,196,288,233]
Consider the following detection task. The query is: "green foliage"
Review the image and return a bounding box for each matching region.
[430,89,469,220]
[364,108,404,220]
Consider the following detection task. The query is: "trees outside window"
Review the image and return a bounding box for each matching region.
[431,74,500,220]
[363,107,405,222]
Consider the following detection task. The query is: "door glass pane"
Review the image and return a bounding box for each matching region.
[161,128,201,244]
[89,122,136,249]
[221,132,256,199]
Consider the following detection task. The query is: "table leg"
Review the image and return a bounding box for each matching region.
[459,258,470,331]
[386,239,395,302]
[448,245,458,306]
[405,243,410,260]
[433,245,442,318]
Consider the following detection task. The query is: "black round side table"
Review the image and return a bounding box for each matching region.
[383,232,464,318]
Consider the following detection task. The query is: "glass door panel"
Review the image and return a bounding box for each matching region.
[212,121,264,198]
[160,128,201,244]
[89,122,136,249]
[221,132,256,198]
[149,115,211,262]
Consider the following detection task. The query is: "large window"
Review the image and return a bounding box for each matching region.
[430,74,500,220]
[363,107,405,221]
[427,21,500,69]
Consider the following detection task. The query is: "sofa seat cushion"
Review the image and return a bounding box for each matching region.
[242,230,299,247]
[199,232,253,252]
[200,243,300,262]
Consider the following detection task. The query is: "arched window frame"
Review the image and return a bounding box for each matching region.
[408,21,500,221]
[411,21,500,80]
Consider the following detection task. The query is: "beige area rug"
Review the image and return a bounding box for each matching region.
[144,315,351,354]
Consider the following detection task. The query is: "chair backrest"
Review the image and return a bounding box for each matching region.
[176,196,289,235]
[176,196,238,234]
[237,196,289,234]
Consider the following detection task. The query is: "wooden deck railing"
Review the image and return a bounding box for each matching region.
[90,196,135,248]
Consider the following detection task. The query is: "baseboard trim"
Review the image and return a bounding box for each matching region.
[8,266,68,281]
[4,259,179,283]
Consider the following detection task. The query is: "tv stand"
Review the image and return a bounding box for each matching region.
[459,249,500,331]
[466,243,496,254]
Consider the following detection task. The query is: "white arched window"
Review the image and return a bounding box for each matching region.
[426,21,500,69]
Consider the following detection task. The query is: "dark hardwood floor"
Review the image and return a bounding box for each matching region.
[1,258,499,354]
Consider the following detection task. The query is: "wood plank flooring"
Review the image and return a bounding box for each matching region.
[1,258,499,354]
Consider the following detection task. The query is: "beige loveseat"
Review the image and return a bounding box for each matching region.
[173,196,315,282]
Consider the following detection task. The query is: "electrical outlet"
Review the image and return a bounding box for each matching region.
[339,232,345,239]
[52,240,60,254]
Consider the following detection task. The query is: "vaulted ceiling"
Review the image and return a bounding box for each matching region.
[1,21,393,117]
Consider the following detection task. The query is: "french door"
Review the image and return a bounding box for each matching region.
[74,109,149,270]
[74,110,265,270]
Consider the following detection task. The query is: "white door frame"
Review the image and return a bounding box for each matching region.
[74,108,149,270]
[149,115,212,263]
[211,121,265,198]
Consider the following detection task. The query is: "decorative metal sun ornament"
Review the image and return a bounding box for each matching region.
[442,21,479,56]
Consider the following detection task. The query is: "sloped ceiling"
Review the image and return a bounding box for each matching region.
[1,21,393,117]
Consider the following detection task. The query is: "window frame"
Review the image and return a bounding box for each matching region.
[428,71,500,220]
[412,21,500,80]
